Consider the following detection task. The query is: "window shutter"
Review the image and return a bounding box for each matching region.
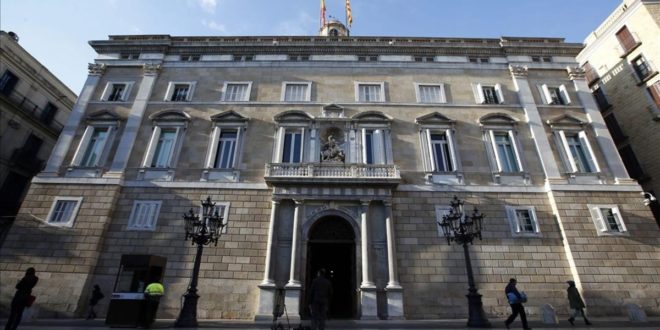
[554,131,572,172]
[232,127,242,168]
[495,83,505,104]
[298,127,306,162]
[508,130,523,171]
[205,127,221,168]
[488,130,502,172]
[505,206,520,233]
[99,126,115,166]
[274,127,285,162]
[530,208,540,233]
[361,128,368,164]
[578,131,600,172]
[473,83,485,104]
[541,84,553,104]
[100,83,112,101]
[446,129,458,172]
[373,129,385,164]
[558,131,577,172]
[559,84,572,105]
[438,83,447,103]
[143,126,161,167]
[611,207,627,232]
[71,126,95,166]
[589,207,607,232]
[423,129,435,172]
[164,83,174,101]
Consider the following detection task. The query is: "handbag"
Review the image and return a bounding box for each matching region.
[25,295,36,307]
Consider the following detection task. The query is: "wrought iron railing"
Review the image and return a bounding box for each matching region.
[0,88,64,133]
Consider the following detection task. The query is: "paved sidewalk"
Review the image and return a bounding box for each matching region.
[6,317,660,329]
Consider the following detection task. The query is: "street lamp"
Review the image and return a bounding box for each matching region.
[175,196,226,328]
[438,196,491,328]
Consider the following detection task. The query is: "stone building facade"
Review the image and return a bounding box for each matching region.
[576,0,660,223]
[1,21,659,321]
[0,30,76,244]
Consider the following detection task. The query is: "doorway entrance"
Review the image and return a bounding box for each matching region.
[305,215,356,319]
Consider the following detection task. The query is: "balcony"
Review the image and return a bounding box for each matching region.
[265,163,401,186]
[0,88,64,134]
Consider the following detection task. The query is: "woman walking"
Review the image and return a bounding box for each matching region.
[566,280,592,326]
[4,267,38,330]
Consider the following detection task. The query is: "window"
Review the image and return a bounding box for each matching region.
[593,87,611,111]
[473,83,504,104]
[603,114,627,144]
[120,53,139,60]
[417,113,462,182]
[556,131,599,173]
[356,82,385,102]
[222,82,251,102]
[46,197,83,227]
[540,84,571,105]
[164,82,195,102]
[588,205,627,235]
[215,130,238,168]
[41,102,58,124]
[289,55,310,61]
[152,128,177,167]
[469,57,490,63]
[358,56,378,62]
[615,26,639,54]
[282,82,312,102]
[181,54,200,61]
[414,56,434,62]
[233,55,254,61]
[631,55,653,81]
[101,82,133,102]
[505,206,540,236]
[490,131,521,172]
[282,129,304,163]
[361,128,388,164]
[72,126,114,167]
[428,131,455,172]
[0,70,19,95]
[127,200,162,230]
[204,111,248,177]
[583,62,599,84]
[649,82,660,109]
[415,83,446,103]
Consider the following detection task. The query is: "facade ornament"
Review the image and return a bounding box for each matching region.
[87,63,106,75]
[320,134,346,163]
[143,63,162,75]
[567,66,586,80]
[509,65,528,77]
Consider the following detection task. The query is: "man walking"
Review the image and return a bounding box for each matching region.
[566,280,592,326]
[504,278,531,330]
[309,269,332,330]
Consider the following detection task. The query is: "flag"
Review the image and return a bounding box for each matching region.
[346,0,353,27]
[321,0,327,27]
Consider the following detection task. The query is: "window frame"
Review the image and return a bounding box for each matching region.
[164,81,196,102]
[486,130,523,173]
[414,83,447,104]
[71,124,117,168]
[505,205,541,237]
[588,204,628,236]
[555,130,600,174]
[281,81,312,102]
[355,82,386,103]
[615,26,639,54]
[100,81,134,102]
[473,83,505,104]
[631,55,655,82]
[0,70,19,95]
[221,81,252,102]
[127,200,162,231]
[46,196,83,228]
[540,84,572,105]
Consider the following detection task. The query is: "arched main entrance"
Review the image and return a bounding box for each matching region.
[305,215,356,319]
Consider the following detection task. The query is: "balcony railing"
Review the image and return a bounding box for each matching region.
[0,88,64,134]
[265,163,400,185]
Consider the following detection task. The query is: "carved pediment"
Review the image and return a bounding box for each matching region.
[210,110,249,123]
[322,104,345,118]
[415,112,455,125]
[352,111,392,123]
[479,113,518,125]
[546,114,587,128]
[85,109,121,123]
[274,110,314,123]
[149,109,191,121]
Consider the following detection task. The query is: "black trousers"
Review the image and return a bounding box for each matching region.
[5,295,27,330]
[140,296,161,327]
[310,302,328,330]
[505,303,529,328]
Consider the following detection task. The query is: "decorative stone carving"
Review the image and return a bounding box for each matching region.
[87,63,105,75]
[567,66,586,80]
[509,65,528,77]
[320,127,345,163]
[143,63,161,75]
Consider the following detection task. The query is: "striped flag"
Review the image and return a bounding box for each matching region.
[346,0,353,27]
[321,0,327,27]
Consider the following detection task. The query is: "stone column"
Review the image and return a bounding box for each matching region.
[359,200,377,319]
[255,200,279,320]
[42,64,105,176]
[103,63,161,178]
[384,201,404,319]
[509,65,562,181]
[285,200,303,319]
[568,67,632,183]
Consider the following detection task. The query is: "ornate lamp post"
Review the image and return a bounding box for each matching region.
[438,196,491,328]
[175,196,226,328]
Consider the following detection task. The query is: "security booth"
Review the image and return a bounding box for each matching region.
[106,254,167,327]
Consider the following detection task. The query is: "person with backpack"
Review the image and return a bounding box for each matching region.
[504,278,531,330]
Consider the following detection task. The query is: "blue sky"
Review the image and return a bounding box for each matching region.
[1,0,621,94]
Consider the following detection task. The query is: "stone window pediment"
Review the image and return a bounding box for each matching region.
[85,110,122,124]
[479,113,518,129]
[210,110,249,124]
[352,111,392,124]
[415,112,455,126]
[546,114,587,130]
[274,110,314,124]
[149,109,191,124]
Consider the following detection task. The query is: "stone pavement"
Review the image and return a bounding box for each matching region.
[5,317,660,330]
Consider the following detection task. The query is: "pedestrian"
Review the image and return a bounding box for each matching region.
[309,269,332,330]
[566,280,592,326]
[86,284,105,320]
[141,280,164,328]
[504,278,531,330]
[4,267,39,330]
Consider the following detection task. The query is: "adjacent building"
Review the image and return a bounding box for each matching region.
[1,21,659,322]
[577,0,660,223]
[0,30,76,244]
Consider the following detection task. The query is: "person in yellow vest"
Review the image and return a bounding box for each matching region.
[141,281,164,328]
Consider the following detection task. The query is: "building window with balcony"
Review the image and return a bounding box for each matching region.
[414,83,446,104]
[539,84,571,105]
[631,55,655,82]
[41,102,58,125]
[473,83,504,104]
[554,130,599,174]
[592,86,611,111]
[355,82,385,102]
[222,82,252,102]
[101,82,133,101]
[165,82,195,102]
[505,206,540,237]
[46,197,83,227]
[281,82,312,102]
[615,26,640,55]
[282,129,304,163]
[127,200,162,231]
[0,70,19,95]
[588,204,628,236]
